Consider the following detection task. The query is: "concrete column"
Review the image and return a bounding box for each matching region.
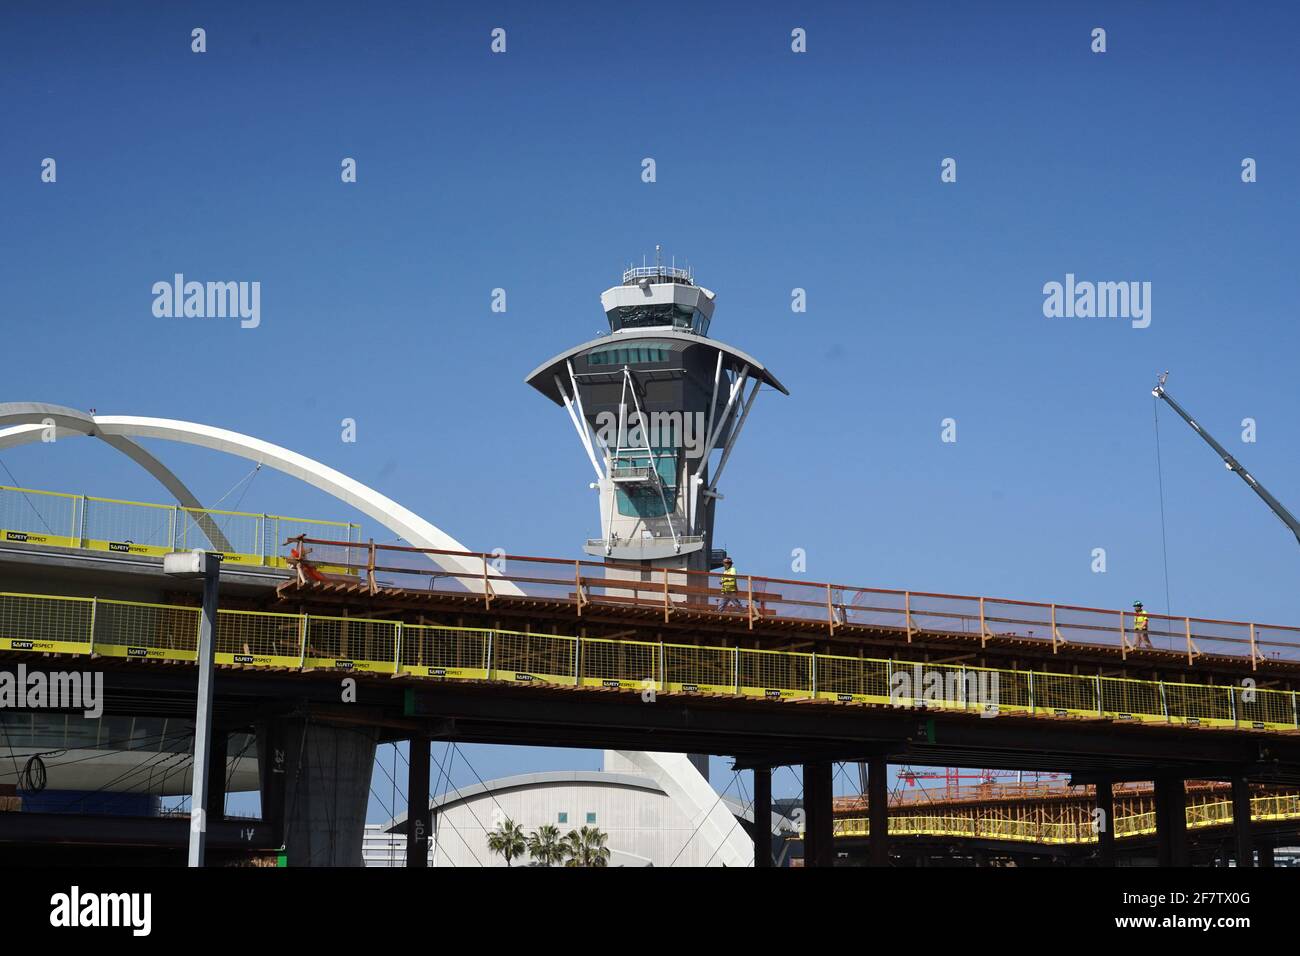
[1154,775,1188,867]
[803,761,834,867]
[1231,776,1254,868]
[752,767,772,868]
[1095,780,1115,867]
[407,736,430,868]
[868,756,889,867]
[256,720,287,848]
[281,718,379,866]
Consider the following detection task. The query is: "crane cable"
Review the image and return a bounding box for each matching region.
[1153,398,1174,618]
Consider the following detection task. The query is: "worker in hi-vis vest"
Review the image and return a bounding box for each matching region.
[719,557,743,612]
[1133,601,1151,649]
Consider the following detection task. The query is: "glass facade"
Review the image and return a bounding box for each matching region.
[606,304,709,335]
[588,344,669,367]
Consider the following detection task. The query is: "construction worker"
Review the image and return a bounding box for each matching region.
[719,556,743,612]
[1133,601,1151,649]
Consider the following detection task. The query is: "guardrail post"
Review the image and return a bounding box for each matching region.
[573,637,580,686]
[259,515,269,566]
[733,646,740,694]
[1118,611,1128,661]
[747,575,755,629]
[811,653,817,696]
[1027,671,1035,714]
[1159,680,1169,721]
[79,496,95,547]
[658,639,665,690]
[904,592,913,642]
[88,596,98,655]
[1185,617,1197,666]
[1050,604,1058,653]
[481,554,493,609]
[827,584,836,635]
[1229,683,1237,728]
[979,597,987,648]
[367,539,377,594]
[663,567,670,624]
[298,614,309,668]
[485,630,494,681]
[1096,675,1104,717]
[575,561,584,617]
[1249,623,1258,671]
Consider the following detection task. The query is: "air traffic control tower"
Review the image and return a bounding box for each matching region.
[526,252,787,574]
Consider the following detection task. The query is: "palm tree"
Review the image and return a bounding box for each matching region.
[527,824,566,866]
[562,826,610,867]
[486,818,526,866]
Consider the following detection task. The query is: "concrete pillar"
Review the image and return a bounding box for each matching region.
[1095,780,1115,867]
[407,736,430,868]
[803,761,834,867]
[868,755,889,867]
[752,767,772,867]
[1231,776,1254,868]
[256,720,287,847]
[282,718,378,866]
[1154,775,1188,867]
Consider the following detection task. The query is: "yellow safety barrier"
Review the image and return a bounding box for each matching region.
[399,623,490,680]
[491,631,577,685]
[664,642,734,695]
[304,614,398,673]
[92,598,199,662]
[0,591,94,655]
[0,591,1296,731]
[580,637,659,690]
[833,792,1300,844]
[0,483,358,568]
[215,609,305,668]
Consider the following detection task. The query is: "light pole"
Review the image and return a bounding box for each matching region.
[163,549,221,867]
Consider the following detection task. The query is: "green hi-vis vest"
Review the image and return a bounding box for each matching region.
[721,567,738,592]
[1135,612,1148,630]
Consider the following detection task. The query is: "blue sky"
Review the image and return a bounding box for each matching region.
[4,1,1299,815]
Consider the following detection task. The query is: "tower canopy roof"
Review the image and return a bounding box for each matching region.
[525,328,788,406]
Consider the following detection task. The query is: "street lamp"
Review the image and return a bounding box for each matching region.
[163,549,221,867]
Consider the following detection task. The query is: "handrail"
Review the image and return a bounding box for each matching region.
[0,482,360,568]
[1,590,1296,732]
[288,536,1300,669]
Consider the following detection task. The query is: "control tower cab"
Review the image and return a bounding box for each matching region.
[526,252,787,572]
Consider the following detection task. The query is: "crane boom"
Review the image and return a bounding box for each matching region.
[1152,375,1300,547]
